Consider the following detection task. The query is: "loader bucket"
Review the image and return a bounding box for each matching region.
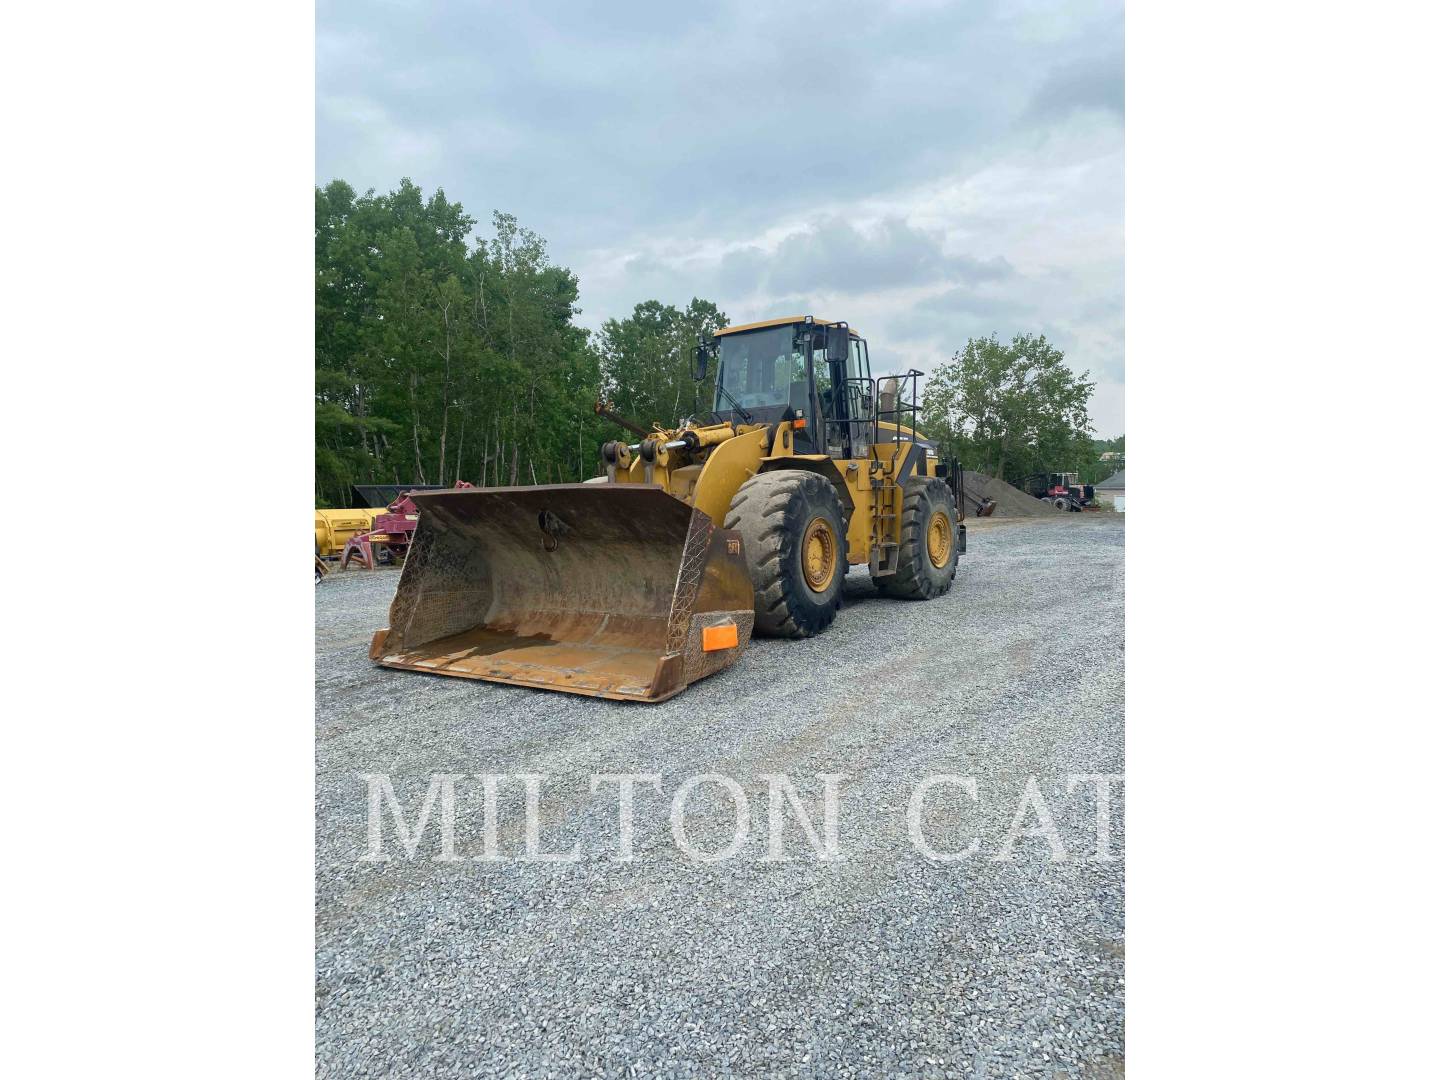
[368,484,755,702]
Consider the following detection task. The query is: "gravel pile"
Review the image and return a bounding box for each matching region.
[958,470,1063,518]
[316,516,1125,1078]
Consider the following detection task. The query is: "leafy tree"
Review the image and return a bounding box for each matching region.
[921,333,1095,484]
[1081,435,1125,484]
[315,177,729,504]
[315,178,478,500]
[596,299,729,430]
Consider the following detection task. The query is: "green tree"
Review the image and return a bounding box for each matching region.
[1082,435,1125,484]
[315,177,730,503]
[921,333,1095,484]
[596,299,729,430]
[315,178,478,501]
[314,180,599,503]
[458,211,596,487]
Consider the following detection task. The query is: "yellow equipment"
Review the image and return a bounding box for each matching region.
[370,316,963,701]
[314,507,388,558]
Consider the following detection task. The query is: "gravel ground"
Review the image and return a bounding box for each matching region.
[316,515,1125,1078]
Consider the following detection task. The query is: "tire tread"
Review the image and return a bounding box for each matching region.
[725,470,846,637]
[876,476,958,599]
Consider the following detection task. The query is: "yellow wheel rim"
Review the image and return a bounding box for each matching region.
[927,511,952,568]
[801,516,838,592]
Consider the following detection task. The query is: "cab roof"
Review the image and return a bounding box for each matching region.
[713,316,860,339]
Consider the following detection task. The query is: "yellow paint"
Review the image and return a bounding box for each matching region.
[927,510,952,566]
[314,507,388,557]
[692,428,767,524]
[686,422,738,448]
[801,516,839,590]
[592,408,934,570]
[876,419,924,442]
[843,467,874,562]
[714,315,861,339]
[667,463,703,504]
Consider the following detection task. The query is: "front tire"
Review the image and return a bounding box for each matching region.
[724,470,847,637]
[878,477,958,599]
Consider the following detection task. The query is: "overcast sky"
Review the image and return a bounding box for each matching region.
[318,0,1124,436]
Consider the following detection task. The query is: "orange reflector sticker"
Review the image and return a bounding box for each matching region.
[702,623,739,651]
[793,418,807,429]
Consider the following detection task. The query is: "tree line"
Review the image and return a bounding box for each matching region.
[316,179,1113,506]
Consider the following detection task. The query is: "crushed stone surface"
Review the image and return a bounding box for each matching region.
[316,515,1125,1078]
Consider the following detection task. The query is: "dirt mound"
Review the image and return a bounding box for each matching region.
[956,470,1063,518]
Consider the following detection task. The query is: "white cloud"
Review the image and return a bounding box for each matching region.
[317,0,1125,434]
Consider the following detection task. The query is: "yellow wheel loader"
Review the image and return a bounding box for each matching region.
[369,316,964,701]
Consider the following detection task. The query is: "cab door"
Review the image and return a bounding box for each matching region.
[845,337,874,458]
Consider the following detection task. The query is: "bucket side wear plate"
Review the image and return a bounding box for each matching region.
[369,485,753,701]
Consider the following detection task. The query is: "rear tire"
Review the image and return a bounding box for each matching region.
[878,477,958,599]
[724,470,847,638]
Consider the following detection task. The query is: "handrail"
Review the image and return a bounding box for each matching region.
[875,369,924,447]
[820,369,923,461]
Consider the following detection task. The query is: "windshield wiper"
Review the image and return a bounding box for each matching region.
[714,379,753,422]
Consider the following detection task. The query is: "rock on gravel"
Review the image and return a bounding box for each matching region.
[316,515,1125,1078]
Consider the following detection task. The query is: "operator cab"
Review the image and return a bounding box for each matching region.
[699,316,875,459]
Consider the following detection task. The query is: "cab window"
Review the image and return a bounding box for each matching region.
[714,326,806,412]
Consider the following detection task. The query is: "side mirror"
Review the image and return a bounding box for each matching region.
[826,324,848,363]
[692,341,711,381]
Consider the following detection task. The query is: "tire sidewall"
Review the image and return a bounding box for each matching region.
[781,475,847,632]
[909,481,958,591]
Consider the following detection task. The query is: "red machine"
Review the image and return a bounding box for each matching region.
[1022,472,1096,512]
[341,482,474,569]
